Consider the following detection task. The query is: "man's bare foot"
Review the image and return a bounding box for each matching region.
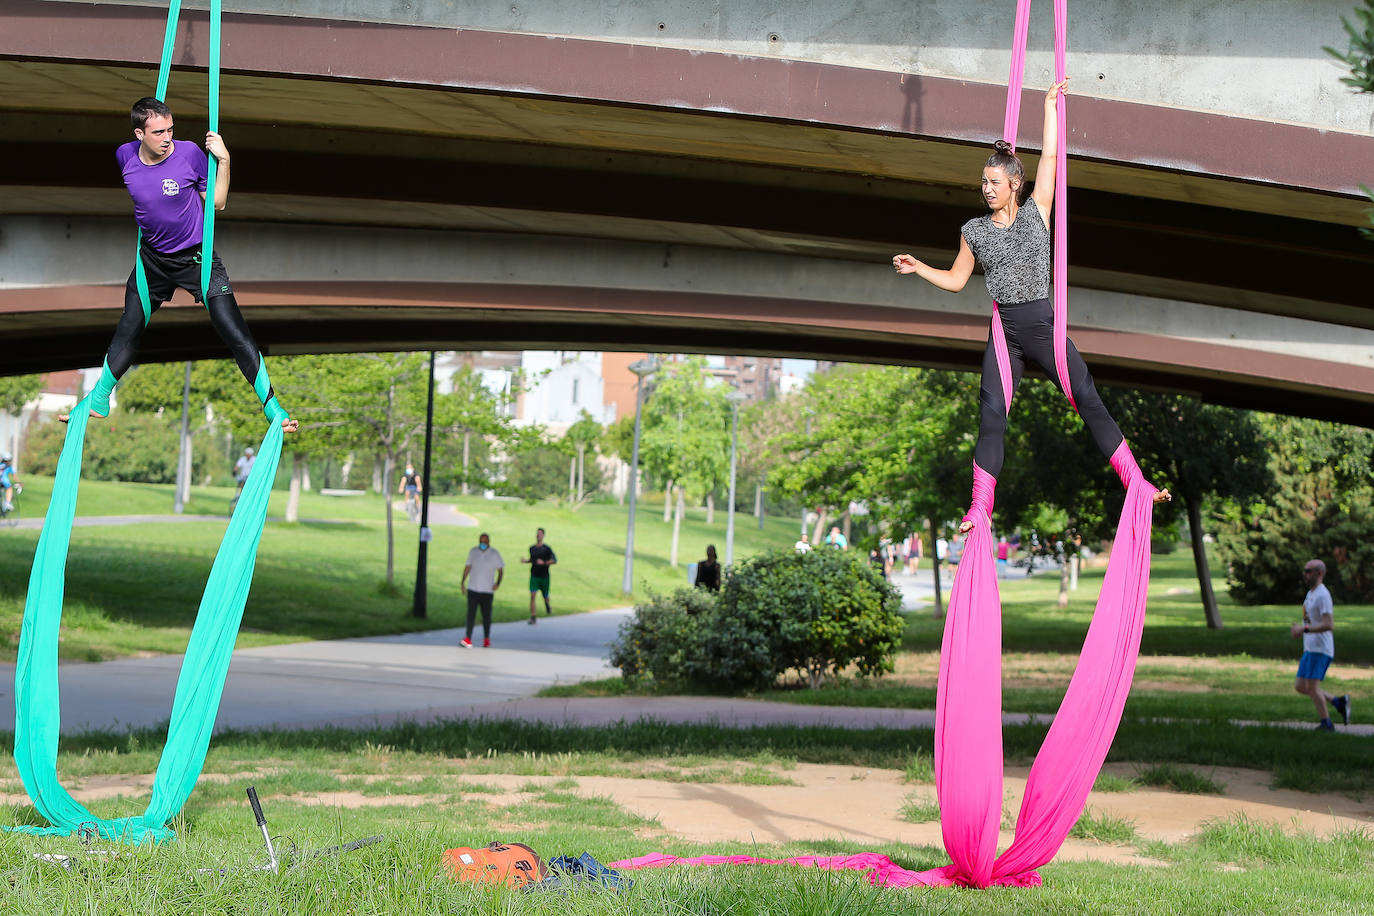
[1154,488,1172,504]
[58,411,107,424]
[958,519,974,534]
[282,417,299,433]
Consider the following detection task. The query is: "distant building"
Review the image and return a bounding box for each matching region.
[515,351,615,430]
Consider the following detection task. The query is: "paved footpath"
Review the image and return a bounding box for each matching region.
[0,568,1366,737]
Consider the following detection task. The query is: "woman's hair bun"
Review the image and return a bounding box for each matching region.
[993,139,1015,156]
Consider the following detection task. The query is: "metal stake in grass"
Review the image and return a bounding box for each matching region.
[246,786,280,873]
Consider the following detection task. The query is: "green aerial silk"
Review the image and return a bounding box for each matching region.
[9,0,288,843]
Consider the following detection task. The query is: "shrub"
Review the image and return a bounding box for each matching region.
[1217,494,1374,604]
[23,412,218,484]
[717,548,905,689]
[608,549,905,692]
[608,588,714,689]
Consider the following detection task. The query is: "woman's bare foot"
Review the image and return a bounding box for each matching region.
[958,519,974,534]
[282,417,299,433]
[1154,488,1172,504]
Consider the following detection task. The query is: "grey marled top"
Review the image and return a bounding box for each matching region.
[960,204,1051,304]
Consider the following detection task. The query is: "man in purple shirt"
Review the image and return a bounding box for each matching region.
[63,97,295,430]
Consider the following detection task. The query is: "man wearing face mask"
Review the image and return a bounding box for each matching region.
[460,532,504,649]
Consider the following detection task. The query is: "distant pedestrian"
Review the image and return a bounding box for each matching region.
[233,446,255,486]
[905,533,923,574]
[868,547,888,579]
[520,527,557,622]
[794,532,812,553]
[824,526,848,551]
[694,544,721,592]
[948,534,965,568]
[996,536,1010,578]
[460,532,504,649]
[1291,559,1350,730]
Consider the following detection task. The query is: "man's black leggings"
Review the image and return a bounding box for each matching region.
[105,246,265,390]
[973,297,1124,478]
[465,589,495,640]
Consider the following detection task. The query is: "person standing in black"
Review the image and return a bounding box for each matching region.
[694,544,721,592]
[521,527,557,623]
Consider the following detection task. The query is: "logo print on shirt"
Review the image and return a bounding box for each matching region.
[162,179,180,197]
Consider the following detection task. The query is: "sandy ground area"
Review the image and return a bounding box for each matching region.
[15,761,1370,867]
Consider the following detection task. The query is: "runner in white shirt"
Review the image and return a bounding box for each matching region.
[460,533,504,649]
[1291,559,1349,730]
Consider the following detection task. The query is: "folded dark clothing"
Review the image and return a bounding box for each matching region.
[523,852,631,894]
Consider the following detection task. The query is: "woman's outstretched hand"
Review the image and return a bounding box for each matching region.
[892,254,921,274]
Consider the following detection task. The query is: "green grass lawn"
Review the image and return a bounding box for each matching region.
[0,477,801,660]
[545,548,1374,725]
[0,719,1368,914]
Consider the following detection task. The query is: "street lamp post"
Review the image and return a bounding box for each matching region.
[800,412,813,535]
[621,356,659,595]
[725,388,747,566]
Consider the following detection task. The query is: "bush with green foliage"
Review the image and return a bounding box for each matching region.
[719,548,905,689]
[23,413,216,484]
[1215,416,1374,604]
[608,587,714,688]
[608,548,905,691]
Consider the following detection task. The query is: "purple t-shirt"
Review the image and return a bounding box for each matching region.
[116,140,208,254]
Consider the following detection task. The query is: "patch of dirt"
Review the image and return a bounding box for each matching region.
[9,761,1369,870]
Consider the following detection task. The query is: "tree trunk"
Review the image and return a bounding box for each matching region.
[383,450,396,585]
[841,508,852,545]
[341,453,354,489]
[301,462,311,492]
[663,480,673,522]
[371,455,383,493]
[929,516,944,618]
[577,443,586,501]
[1058,549,1071,608]
[811,506,828,545]
[755,483,764,529]
[286,452,304,523]
[174,361,192,513]
[706,492,715,525]
[461,429,471,496]
[670,485,684,566]
[383,382,396,586]
[1185,492,1224,629]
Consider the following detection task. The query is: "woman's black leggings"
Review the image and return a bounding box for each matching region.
[973,297,1124,478]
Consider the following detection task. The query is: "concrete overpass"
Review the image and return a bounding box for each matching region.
[1,0,1372,424]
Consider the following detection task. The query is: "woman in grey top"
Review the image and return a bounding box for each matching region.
[892,80,1168,531]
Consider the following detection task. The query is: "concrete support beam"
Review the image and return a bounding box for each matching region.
[46,0,1374,132]
[2,216,1370,424]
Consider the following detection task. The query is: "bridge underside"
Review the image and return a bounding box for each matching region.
[1,2,1371,424]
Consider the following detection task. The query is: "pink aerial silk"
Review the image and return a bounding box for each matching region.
[607,852,1040,889]
[903,0,1159,887]
[623,1,1159,894]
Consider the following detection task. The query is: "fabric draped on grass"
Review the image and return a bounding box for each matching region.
[906,0,1160,888]
[8,0,288,844]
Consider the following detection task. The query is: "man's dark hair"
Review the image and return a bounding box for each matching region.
[131,97,173,131]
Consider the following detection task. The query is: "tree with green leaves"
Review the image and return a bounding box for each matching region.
[766,365,973,613]
[564,409,603,503]
[640,356,730,566]
[1216,414,1374,604]
[1101,391,1271,628]
[1,373,47,471]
